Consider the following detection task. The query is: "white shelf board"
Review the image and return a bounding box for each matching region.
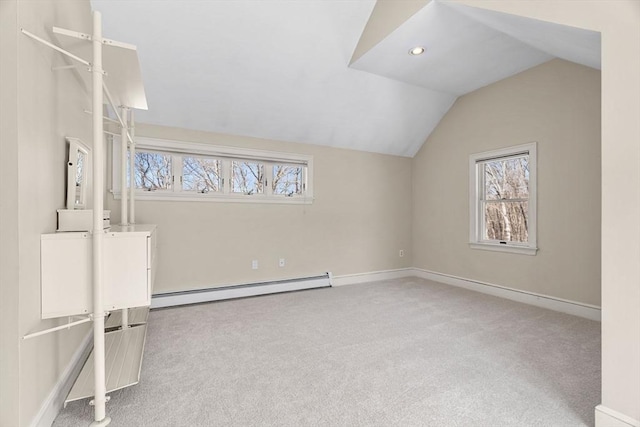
[66,325,147,404]
[105,307,149,330]
[108,224,157,235]
[52,26,148,110]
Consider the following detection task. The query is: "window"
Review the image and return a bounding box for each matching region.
[112,137,313,204]
[272,164,303,196]
[182,156,222,194]
[231,161,264,195]
[469,143,537,255]
[134,150,173,191]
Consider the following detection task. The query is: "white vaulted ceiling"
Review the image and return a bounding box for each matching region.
[92,0,600,157]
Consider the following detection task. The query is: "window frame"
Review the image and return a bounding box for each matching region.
[111,136,313,204]
[469,142,537,255]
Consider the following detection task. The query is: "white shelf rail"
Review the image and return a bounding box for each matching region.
[23,317,92,340]
[20,28,91,67]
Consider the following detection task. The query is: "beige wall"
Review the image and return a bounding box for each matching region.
[412,58,601,306]
[451,1,640,423]
[0,1,20,424]
[1,1,94,425]
[107,124,413,293]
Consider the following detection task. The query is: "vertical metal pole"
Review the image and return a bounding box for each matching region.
[119,106,128,226]
[123,109,134,329]
[121,308,129,329]
[129,109,135,225]
[90,10,111,427]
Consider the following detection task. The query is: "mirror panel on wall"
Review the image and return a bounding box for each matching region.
[66,137,91,210]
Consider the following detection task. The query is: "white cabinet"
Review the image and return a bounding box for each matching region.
[41,224,157,319]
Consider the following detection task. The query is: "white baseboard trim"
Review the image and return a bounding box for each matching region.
[152,274,331,309]
[31,329,93,427]
[596,405,640,427]
[331,268,414,286]
[152,266,600,321]
[412,268,601,321]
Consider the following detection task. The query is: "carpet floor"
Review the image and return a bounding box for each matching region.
[53,277,601,427]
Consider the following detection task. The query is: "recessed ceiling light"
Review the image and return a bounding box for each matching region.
[409,46,425,56]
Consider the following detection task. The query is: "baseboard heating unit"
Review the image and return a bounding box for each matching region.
[151,273,332,309]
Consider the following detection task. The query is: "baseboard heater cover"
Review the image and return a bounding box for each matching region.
[151,273,332,309]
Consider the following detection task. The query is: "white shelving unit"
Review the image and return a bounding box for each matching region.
[22,11,150,426]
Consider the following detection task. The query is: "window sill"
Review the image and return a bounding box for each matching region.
[469,242,538,256]
[111,191,314,205]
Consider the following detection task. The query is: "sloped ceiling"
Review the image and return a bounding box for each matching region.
[92,0,600,157]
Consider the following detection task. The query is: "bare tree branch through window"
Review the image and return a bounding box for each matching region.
[232,161,264,195]
[183,157,222,193]
[133,151,172,191]
[482,156,529,242]
[272,164,303,196]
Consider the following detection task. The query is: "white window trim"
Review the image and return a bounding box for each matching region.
[469,142,537,255]
[111,136,314,204]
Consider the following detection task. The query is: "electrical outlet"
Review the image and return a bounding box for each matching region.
[279,258,285,267]
[252,260,258,269]
[399,249,404,257]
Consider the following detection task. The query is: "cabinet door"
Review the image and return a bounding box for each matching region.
[103,233,150,310]
[41,234,92,319]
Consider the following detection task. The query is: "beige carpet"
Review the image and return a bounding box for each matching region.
[53,277,600,426]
